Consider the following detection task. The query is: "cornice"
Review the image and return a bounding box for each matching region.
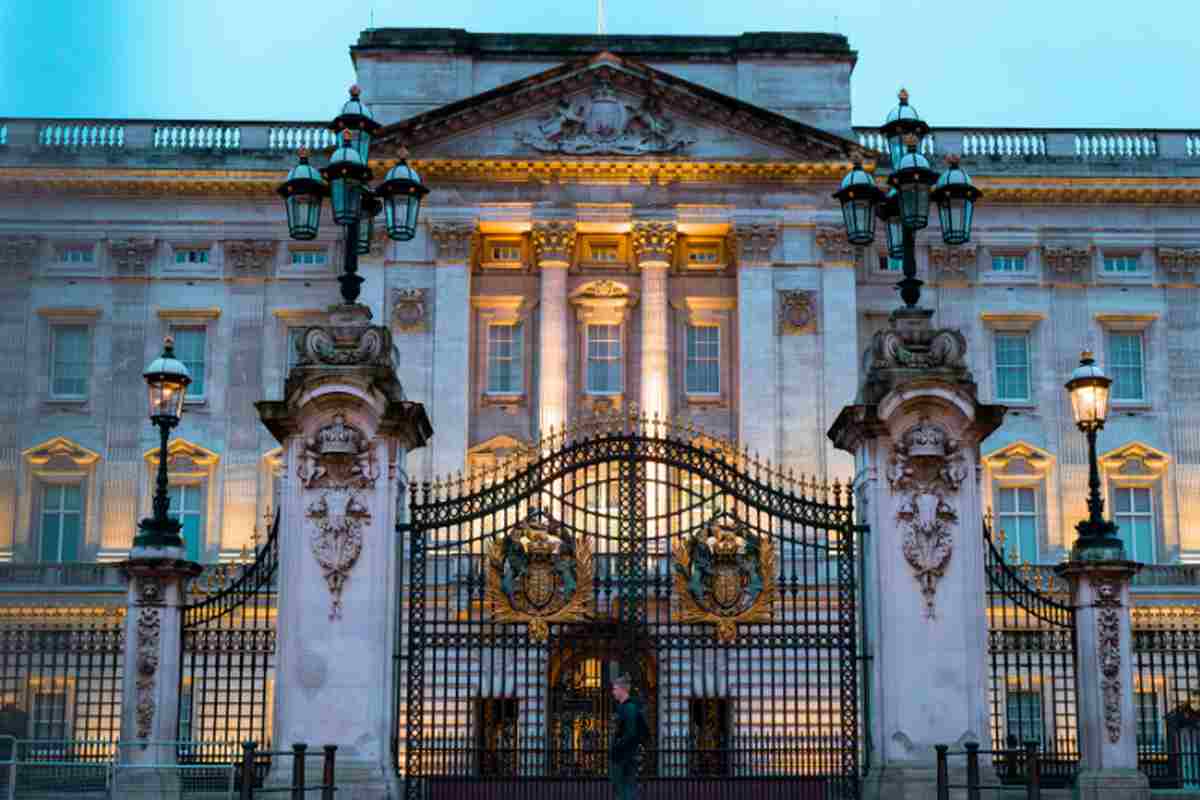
[156,307,222,321]
[36,306,103,320]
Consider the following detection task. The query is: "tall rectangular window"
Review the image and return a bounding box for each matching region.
[992,255,1026,272]
[1136,691,1162,750]
[51,325,91,398]
[486,323,523,394]
[994,334,1031,402]
[586,325,622,394]
[996,486,1038,563]
[1114,486,1155,562]
[1107,333,1145,402]
[1005,689,1044,746]
[171,328,207,398]
[169,484,205,563]
[685,325,720,395]
[1103,255,1140,273]
[30,688,70,740]
[40,484,82,562]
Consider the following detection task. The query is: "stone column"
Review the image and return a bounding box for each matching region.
[118,550,202,798]
[829,308,1005,800]
[532,221,575,435]
[428,222,473,478]
[815,226,860,480]
[1057,561,1150,800]
[733,223,780,464]
[633,221,676,422]
[257,304,432,799]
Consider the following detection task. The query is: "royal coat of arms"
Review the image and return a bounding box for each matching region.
[673,514,776,643]
[485,510,593,642]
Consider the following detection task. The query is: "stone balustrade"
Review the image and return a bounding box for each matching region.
[857,126,1200,162]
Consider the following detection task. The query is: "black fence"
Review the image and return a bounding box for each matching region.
[936,741,1042,800]
[1133,622,1200,788]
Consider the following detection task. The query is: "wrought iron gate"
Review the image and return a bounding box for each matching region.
[178,512,279,770]
[984,520,1078,786]
[399,411,862,799]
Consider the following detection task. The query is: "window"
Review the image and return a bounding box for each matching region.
[992,255,1026,272]
[879,255,902,272]
[169,484,206,562]
[686,241,722,267]
[39,484,82,562]
[175,248,210,264]
[50,325,91,398]
[686,325,720,395]
[1103,255,1140,273]
[290,250,326,265]
[996,486,1038,563]
[1114,486,1155,562]
[58,246,93,264]
[586,324,622,394]
[994,334,1031,402]
[589,244,619,263]
[30,687,70,740]
[486,323,523,395]
[1107,333,1145,402]
[171,328,207,399]
[1005,689,1044,747]
[489,242,521,262]
[1136,691,1162,750]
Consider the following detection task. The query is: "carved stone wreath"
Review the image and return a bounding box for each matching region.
[1096,579,1124,744]
[888,418,968,619]
[306,489,368,620]
[135,607,161,740]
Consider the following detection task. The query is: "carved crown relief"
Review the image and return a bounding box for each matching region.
[778,290,818,335]
[631,221,678,265]
[888,418,969,619]
[391,288,428,333]
[298,413,379,491]
[225,240,276,273]
[110,238,156,276]
[517,80,695,156]
[733,224,779,265]
[532,221,577,264]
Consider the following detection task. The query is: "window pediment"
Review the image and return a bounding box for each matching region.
[1099,442,1169,479]
[570,280,638,325]
[23,437,101,469]
[984,441,1054,478]
[144,438,220,474]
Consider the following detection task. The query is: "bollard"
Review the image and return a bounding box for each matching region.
[240,741,257,800]
[291,743,308,800]
[935,744,949,800]
[321,745,337,800]
[965,741,980,800]
[1025,741,1040,800]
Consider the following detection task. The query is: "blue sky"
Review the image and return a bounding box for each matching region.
[1,0,1197,128]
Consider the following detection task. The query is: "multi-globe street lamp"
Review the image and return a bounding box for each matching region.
[833,89,982,308]
[133,337,192,549]
[277,85,430,305]
[1065,351,1125,559]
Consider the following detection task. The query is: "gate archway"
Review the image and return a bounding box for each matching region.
[398,411,862,799]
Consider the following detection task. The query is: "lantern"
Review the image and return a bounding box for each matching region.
[321,130,372,226]
[276,149,328,241]
[888,142,939,230]
[330,84,382,163]
[880,88,930,166]
[144,336,192,422]
[1065,351,1112,432]
[877,188,904,259]
[832,161,884,245]
[930,154,982,246]
[376,155,430,242]
[356,189,382,255]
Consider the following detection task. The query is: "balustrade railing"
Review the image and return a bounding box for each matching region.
[267,125,338,151]
[153,124,241,150]
[1188,134,1200,159]
[1075,131,1157,159]
[961,130,1047,159]
[38,122,125,149]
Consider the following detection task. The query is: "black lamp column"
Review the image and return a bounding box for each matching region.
[1065,351,1124,558]
[341,218,363,304]
[134,337,192,550]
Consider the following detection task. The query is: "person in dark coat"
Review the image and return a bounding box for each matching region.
[609,674,649,800]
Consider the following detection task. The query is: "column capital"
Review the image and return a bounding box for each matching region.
[225,239,277,274]
[430,221,475,263]
[532,220,576,266]
[814,226,859,264]
[109,237,157,276]
[732,223,779,266]
[0,235,39,270]
[632,220,677,267]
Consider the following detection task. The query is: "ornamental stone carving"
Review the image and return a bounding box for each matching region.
[1095,579,1124,744]
[134,607,161,740]
[867,321,968,373]
[815,226,858,263]
[225,240,276,273]
[888,418,968,619]
[517,81,694,156]
[631,221,677,265]
[391,288,428,332]
[430,222,475,262]
[306,488,369,620]
[1158,247,1200,277]
[1042,245,1092,276]
[110,238,157,276]
[294,324,392,368]
[928,244,978,279]
[531,221,577,264]
[778,290,818,335]
[0,236,39,271]
[733,224,779,265]
[298,413,379,490]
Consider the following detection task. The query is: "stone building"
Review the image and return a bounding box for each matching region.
[1,26,1200,793]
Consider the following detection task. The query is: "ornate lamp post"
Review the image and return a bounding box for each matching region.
[277,85,430,306]
[833,89,982,308]
[1065,350,1125,559]
[133,336,192,549]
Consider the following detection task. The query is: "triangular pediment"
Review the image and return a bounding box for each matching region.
[374,52,869,164]
[1099,441,1169,478]
[23,436,101,468]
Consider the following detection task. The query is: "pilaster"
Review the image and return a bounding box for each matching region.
[429,222,474,477]
[815,226,860,481]
[734,223,780,464]
[633,221,676,421]
[533,221,575,434]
